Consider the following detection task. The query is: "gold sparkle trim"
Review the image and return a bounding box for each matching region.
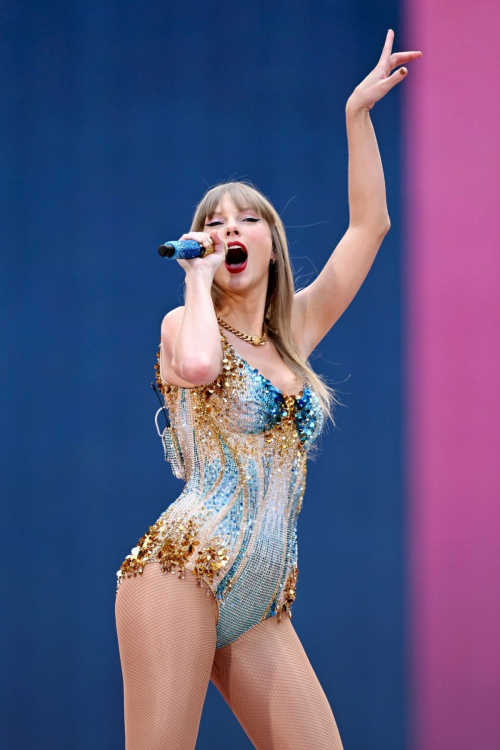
[276,564,299,622]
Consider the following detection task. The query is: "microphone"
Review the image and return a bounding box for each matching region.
[158,239,227,260]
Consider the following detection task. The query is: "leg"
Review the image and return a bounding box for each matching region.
[115,562,219,750]
[210,615,344,750]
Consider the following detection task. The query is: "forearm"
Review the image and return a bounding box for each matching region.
[345,100,391,230]
[173,271,221,380]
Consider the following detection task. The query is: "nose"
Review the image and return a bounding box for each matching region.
[225,222,240,237]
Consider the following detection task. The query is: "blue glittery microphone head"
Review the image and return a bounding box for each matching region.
[158,239,214,260]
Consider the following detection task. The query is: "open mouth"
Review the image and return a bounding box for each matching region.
[225,244,248,274]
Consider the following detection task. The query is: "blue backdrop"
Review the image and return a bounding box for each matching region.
[1,1,404,747]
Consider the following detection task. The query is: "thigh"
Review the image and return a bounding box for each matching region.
[210,615,344,750]
[115,562,219,750]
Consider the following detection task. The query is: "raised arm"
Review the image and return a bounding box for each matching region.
[292,29,422,359]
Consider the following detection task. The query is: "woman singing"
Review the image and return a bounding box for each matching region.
[115,29,421,750]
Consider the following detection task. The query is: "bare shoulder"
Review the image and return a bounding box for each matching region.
[159,306,201,389]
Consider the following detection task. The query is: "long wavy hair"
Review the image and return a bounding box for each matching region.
[186,179,343,443]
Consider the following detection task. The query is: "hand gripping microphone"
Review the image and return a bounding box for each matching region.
[158,238,228,260]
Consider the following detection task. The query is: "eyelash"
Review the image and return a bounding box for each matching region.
[206,218,260,226]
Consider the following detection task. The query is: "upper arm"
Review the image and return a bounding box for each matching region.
[160,306,222,389]
[291,224,390,358]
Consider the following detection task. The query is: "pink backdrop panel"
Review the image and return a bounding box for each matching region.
[403,3,500,749]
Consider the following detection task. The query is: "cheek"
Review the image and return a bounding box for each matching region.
[253,226,273,250]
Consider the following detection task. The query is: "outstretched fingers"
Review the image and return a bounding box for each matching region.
[389,50,423,71]
[378,28,395,66]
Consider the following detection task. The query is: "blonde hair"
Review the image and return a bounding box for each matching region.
[186,179,343,449]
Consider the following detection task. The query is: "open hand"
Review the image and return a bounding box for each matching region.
[348,29,422,112]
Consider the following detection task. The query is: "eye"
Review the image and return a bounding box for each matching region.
[205,217,260,226]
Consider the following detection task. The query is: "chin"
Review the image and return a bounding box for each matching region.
[216,267,248,285]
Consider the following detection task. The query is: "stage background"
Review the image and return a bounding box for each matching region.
[1,1,498,749]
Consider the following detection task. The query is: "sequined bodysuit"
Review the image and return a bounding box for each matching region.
[116,328,324,649]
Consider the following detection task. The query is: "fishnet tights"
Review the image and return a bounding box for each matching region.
[115,562,344,749]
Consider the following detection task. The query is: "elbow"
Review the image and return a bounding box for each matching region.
[374,215,391,235]
[176,357,219,386]
[373,220,391,239]
[350,218,391,236]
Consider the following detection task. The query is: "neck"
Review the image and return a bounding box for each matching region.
[216,292,267,336]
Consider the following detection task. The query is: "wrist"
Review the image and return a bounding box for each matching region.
[346,96,370,117]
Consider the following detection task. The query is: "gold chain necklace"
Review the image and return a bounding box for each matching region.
[216,313,270,346]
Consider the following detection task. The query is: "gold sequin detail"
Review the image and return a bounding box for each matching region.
[193,543,231,588]
[276,564,299,622]
[116,515,233,592]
